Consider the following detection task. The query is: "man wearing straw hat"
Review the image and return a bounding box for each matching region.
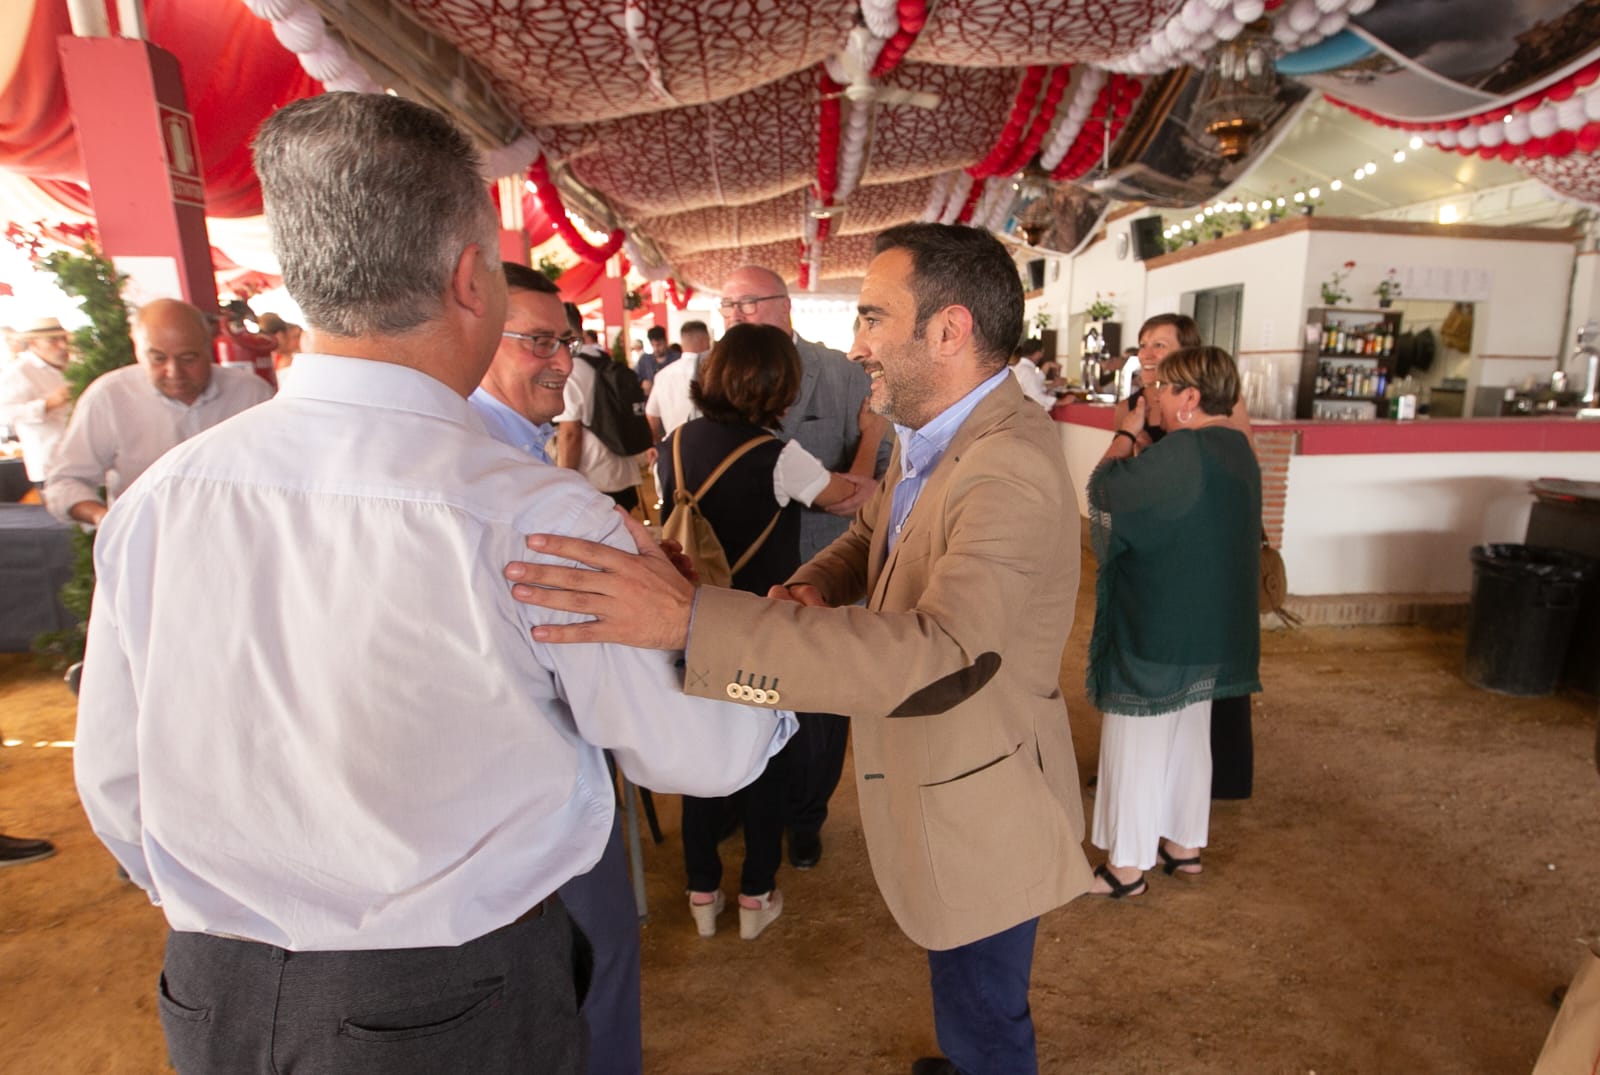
[0,317,74,485]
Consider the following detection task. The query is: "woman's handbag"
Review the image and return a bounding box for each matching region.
[1260,531,1300,625]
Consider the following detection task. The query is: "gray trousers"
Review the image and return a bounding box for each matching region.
[159,898,589,1074]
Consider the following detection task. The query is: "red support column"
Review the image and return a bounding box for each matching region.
[598,264,626,351]
[499,229,531,268]
[57,37,216,314]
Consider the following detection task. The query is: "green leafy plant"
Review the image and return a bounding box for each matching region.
[1375,269,1402,304]
[536,254,566,284]
[1031,311,1053,334]
[1085,293,1116,321]
[26,244,134,669]
[1320,261,1355,306]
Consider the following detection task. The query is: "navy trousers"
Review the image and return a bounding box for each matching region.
[926,916,1040,1075]
[557,812,643,1075]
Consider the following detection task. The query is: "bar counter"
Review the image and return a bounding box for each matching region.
[1052,402,1600,602]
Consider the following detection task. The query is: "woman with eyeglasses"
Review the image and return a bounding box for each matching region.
[1084,345,1262,899]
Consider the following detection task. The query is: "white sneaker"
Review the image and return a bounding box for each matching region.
[688,891,724,937]
[738,889,783,940]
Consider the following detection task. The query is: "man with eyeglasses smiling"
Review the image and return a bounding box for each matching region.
[469,263,577,464]
[469,262,647,1075]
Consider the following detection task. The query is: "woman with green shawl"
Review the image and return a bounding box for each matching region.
[1085,346,1262,898]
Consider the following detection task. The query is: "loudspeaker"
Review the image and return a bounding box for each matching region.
[1130,217,1165,261]
[1026,258,1046,291]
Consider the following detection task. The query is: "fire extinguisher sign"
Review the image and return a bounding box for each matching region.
[158,105,207,208]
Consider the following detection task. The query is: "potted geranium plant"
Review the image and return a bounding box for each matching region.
[1085,293,1117,321]
[1375,269,1401,308]
[1320,261,1354,306]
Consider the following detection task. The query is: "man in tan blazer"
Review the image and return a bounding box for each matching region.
[507,223,1093,1075]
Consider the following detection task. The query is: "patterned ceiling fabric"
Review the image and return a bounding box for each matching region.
[670,238,808,291]
[832,177,940,235]
[546,68,821,218]
[814,231,880,279]
[636,190,809,256]
[858,65,1024,184]
[400,0,859,125]
[908,0,1186,67]
[1521,148,1600,209]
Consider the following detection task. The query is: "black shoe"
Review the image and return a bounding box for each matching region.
[787,829,822,870]
[0,833,55,867]
[911,1059,959,1075]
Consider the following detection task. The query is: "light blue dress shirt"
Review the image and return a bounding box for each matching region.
[886,367,1012,553]
[468,386,556,463]
[76,353,793,952]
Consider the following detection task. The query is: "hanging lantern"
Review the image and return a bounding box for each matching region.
[1012,163,1055,246]
[1190,23,1280,162]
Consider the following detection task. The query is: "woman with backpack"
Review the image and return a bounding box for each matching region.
[657,322,872,939]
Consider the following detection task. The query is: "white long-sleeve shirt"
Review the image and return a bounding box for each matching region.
[76,352,793,952]
[44,363,272,521]
[0,352,72,481]
[1010,357,1056,409]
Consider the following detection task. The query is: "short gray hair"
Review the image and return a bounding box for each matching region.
[252,92,497,337]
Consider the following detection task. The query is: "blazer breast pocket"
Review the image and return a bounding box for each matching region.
[917,744,1050,910]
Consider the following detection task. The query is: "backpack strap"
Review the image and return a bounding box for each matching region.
[730,508,783,577]
[681,432,776,503]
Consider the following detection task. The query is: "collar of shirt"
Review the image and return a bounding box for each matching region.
[143,366,224,410]
[468,386,555,463]
[887,366,1012,552]
[277,352,485,433]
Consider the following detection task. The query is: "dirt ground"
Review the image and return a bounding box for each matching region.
[2,541,1598,1075]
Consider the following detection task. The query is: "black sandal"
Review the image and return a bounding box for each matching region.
[1158,846,1203,876]
[1093,863,1147,899]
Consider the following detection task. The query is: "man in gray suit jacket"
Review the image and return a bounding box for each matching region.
[717,265,888,869]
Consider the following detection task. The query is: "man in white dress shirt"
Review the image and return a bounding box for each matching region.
[644,320,712,443]
[74,92,792,1075]
[43,299,272,526]
[0,317,74,484]
[1010,338,1061,410]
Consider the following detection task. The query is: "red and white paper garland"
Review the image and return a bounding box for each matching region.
[1328,60,1600,163]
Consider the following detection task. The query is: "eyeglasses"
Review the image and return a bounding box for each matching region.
[1144,379,1188,393]
[501,331,580,358]
[717,294,785,315]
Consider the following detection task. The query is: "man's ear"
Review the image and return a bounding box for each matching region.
[448,242,496,318]
[930,304,975,357]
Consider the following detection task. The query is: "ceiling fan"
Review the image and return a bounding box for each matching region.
[824,26,941,110]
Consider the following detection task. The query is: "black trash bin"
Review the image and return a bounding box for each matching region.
[1464,544,1595,696]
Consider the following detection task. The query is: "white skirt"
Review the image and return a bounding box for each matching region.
[1090,699,1213,871]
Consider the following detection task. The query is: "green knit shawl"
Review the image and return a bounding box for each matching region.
[1086,426,1263,716]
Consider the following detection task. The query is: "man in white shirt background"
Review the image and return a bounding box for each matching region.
[0,317,75,486]
[43,299,272,526]
[1010,337,1064,410]
[74,91,791,1074]
[644,319,711,443]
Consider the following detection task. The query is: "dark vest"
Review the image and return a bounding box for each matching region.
[660,419,803,596]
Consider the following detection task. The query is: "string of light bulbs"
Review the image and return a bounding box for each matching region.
[1159,134,1436,242]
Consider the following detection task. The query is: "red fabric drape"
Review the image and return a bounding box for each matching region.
[0,0,322,218]
[556,258,610,306]
[0,0,82,179]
